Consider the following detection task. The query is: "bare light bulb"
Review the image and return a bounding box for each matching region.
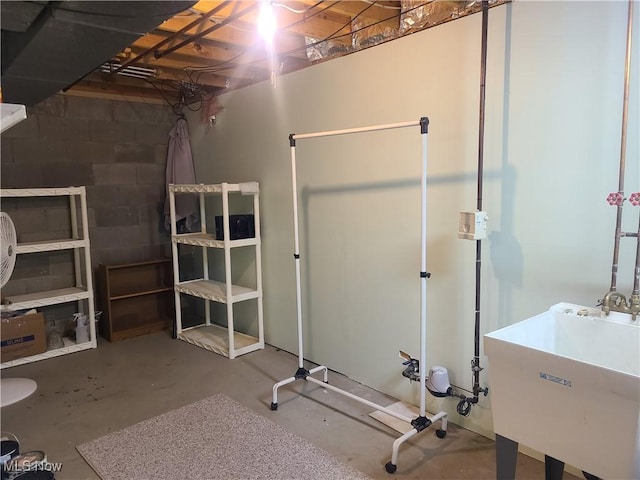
[258,2,276,43]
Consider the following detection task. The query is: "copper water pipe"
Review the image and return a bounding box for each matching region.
[609,0,634,292]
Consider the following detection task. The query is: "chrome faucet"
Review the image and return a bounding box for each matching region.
[632,294,640,321]
[602,290,639,321]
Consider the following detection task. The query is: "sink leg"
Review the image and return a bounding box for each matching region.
[496,434,518,480]
[582,471,602,480]
[545,455,565,480]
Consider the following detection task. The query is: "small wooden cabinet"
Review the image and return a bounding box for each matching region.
[98,259,174,342]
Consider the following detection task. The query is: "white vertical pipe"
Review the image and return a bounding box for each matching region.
[201,190,211,326]
[168,185,183,335]
[254,190,265,344]
[201,190,210,281]
[79,188,96,348]
[290,144,305,368]
[253,192,264,344]
[222,183,235,357]
[69,194,84,320]
[69,194,82,291]
[419,130,428,418]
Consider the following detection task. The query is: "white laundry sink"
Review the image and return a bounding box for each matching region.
[484,302,640,479]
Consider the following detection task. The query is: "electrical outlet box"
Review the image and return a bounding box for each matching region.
[458,211,488,240]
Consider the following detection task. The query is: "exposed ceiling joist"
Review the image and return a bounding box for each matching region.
[1,1,506,108]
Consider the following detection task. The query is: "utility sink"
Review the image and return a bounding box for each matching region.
[484,302,639,479]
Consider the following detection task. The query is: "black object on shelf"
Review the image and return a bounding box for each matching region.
[215,214,255,240]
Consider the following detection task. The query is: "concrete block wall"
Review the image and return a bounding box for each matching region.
[1,95,177,305]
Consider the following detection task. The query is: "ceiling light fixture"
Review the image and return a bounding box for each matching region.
[258,1,276,43]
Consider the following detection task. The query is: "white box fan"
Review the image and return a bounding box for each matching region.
[1,211,38,407]
[1,212,17,287]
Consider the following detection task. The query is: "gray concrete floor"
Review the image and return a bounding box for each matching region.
[1,332,580,480]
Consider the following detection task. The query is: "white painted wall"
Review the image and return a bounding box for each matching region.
[187,1,639,440]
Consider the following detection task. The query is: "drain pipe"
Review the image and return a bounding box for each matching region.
[471,0,490,403]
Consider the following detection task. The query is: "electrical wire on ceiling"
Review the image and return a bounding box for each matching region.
[185,0,336,73]
[341,2,376,34]
[143,78,208,115]
[194,0,322,35]
[112,1,234,75]
[154,2,259,60]
[134,0,472,97]
[278,1,341,30]
[183,0,378,77]
[311,1,375,45]
[143,78,182,104]
[183,1,428,81]
[119,0,410,89]
[287,1,447,54]
[186,0,337,42]
[274,2,313,15]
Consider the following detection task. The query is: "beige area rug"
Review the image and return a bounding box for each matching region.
[77,393,369,480]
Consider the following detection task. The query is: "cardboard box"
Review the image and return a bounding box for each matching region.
[1,312,47,362]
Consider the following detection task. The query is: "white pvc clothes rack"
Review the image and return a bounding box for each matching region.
[270,117,447,474]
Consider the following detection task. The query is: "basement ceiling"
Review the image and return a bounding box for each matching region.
[1,1,499,109]
[0,1,197,106]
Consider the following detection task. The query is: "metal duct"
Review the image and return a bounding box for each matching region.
[305,0,505,63]
[0,1,196,106]
[352,17,398,50]
[400,1,472,34]
[400,0,505,35]
[305,36,351,62]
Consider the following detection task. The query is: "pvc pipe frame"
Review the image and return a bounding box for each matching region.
[271,118,447,472]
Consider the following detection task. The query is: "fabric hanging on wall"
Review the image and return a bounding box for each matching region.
[164,118,198,231]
